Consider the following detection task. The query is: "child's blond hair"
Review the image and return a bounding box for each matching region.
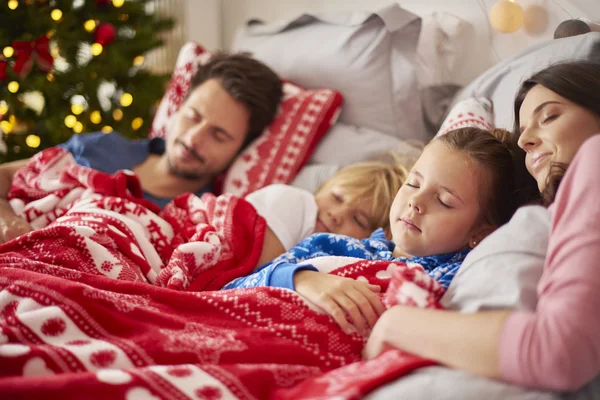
[316,151,414,232]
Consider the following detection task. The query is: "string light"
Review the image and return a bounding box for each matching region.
[71,104,84,115]
[47,30,56,39]
[131,117,143,130]
[101,126,113,133]
[8,81,19,93]
[73,121,84,133]
[47,72,55,82]
[133,56,144,66]
[120,93,133,107]
[0,121,13,134]
[25,134,41,148]
[64,115,77,128]
[84,19,97,32]
[3,46,14,58]
[0,102,8,115]
[112,109,123,121]
[91,43,103,56]
[51,9,63,21]
[112,0,125,8]
[8,0,18,10]
[9,115,15,124]
[90,110,102,124]
[119,13,129,21]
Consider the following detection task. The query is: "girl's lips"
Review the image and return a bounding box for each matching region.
[315,219,329,232]
[400,218,421,232]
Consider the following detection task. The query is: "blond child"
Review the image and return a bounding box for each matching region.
[227,127,529,336]
[246,152,413,267]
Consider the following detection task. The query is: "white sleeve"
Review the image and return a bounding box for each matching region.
[245,184,318,250]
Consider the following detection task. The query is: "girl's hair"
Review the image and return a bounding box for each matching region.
[435,127,535,227]
[316,152,413,231]
[513,61,600,204]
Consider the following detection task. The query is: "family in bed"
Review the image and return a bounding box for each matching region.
[0,47,599,395]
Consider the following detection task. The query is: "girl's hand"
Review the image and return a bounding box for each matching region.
[0,216,32,244]
[362,308,395,360]
[294,270,385,336]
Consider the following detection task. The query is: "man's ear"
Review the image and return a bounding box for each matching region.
[468,224,496,249]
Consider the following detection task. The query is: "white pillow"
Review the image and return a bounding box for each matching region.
[441,205,550,312]
[309,122,422,168]
[232,4,427,142]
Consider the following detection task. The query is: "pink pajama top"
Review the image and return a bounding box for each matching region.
[499,134,600,391]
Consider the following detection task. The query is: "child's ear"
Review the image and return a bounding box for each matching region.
[468,224,496,249]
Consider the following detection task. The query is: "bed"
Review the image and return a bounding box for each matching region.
[2,1,600,399]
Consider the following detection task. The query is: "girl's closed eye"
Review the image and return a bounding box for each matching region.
[437,198,452,209]
[353,215,370,229]
[405,182,419,188]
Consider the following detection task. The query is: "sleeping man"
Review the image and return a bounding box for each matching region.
[0,52,283,244]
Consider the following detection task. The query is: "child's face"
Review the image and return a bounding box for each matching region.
[389,141,482,257]
[314,185,374,239]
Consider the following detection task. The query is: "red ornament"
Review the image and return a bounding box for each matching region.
[12,35,54,79]
[0,60,7,81]
[95,23,117,46]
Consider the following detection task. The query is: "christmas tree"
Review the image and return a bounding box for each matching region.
[0,0,174,162]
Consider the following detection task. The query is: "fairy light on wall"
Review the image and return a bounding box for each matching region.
[489,0,523,33]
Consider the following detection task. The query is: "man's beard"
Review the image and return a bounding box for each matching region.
[166,156,207,181]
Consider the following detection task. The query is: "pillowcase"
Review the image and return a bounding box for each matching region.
[149,42,343,197]
[450,32,600,130]
[232,4,427,142]
[435,97,494,137]
[440,205,550,312]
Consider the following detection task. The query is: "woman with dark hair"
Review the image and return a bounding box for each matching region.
[363,61,600,392]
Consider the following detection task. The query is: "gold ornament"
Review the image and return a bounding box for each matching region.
[489,0,523,33]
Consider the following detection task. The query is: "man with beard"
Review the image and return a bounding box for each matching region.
[0,52,283,243]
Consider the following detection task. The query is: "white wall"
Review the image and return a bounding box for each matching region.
[184,0,600,85]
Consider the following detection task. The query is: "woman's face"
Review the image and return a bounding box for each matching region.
[518,84,600,191]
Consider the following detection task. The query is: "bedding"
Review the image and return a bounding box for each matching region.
[232,4,426,142]
[0,148,450,399]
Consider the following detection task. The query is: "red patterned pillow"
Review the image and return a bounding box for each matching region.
[149,42,343,197]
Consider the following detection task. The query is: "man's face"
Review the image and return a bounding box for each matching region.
[165,78,250,181]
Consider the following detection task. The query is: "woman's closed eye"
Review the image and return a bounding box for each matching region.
[405,182,419,188]
[542,114,558,124]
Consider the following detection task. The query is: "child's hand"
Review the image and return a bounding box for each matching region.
[0,216,32,244]
[294,270,385,336]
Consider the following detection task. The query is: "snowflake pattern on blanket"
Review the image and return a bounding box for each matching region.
[226,229,470,290]
[0,147,445,399]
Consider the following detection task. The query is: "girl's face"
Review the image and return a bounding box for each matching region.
[389,141,482,257]
[518,84,600,191]
[314,185,374,239]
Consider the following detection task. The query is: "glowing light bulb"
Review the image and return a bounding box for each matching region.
[489,0,523,33]
[112,109,123,121]
[8,0,18,10]
[8,81,19,93]
[71,104,84,115]
[90,111,102,124]
[131,117,143,130]
[64,115,77,128]
[73,121,84,133]
[51,9,63,21]
[0,121,13,134]
[120,93,133,107]
[101,126,113,133]
[3,46,14,58]
[133,56,144,66]
[25,134,41,148]
[112,0,125,8]
[84,19,97,32]
[47,72,55,82]
[91,43,103,56]
[0,102,8,115]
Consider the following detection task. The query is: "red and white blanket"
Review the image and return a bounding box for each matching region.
[0,148,441,399]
